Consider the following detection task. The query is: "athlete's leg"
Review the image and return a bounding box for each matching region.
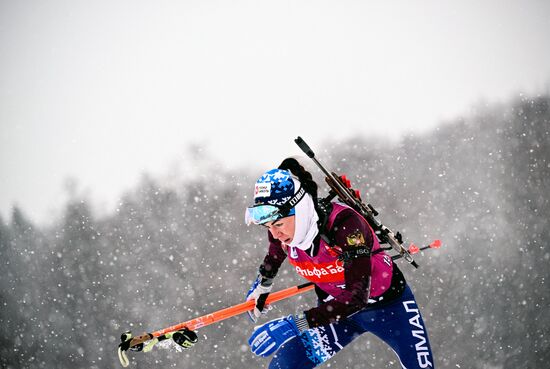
[351,285,435,369]
[270,286,434,369]
[268,319,365,369]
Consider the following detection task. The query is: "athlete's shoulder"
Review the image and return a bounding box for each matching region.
[329,206,373,249]
[330,204,365,227]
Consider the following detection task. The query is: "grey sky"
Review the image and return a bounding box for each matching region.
[1,0,549,224]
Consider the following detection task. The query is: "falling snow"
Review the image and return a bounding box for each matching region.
[1,96,549,368]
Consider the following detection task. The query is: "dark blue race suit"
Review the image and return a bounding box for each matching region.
[269,285,434,369]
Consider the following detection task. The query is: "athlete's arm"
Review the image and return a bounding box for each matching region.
[246,232,288,322]
[259,232,288,279]
[304,210,373,327]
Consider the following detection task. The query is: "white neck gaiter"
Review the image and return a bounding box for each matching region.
[288,188,319,251]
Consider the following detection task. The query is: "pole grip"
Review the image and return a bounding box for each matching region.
[294,136,315,158]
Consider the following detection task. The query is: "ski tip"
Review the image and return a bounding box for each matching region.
[430,240,442,248]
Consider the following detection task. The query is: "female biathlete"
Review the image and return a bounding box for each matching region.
[244,158,435,369]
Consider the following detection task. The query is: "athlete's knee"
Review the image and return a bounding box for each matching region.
[268,343,319,369]
[268,352,316,369]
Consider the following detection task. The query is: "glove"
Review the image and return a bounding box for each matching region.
[119,331,145,352]
[248,315,308,357]
[171,328,198,349]
[246,274,273,322]
[117,328,198,367]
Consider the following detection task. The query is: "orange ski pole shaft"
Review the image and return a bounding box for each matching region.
[126,282,314,348]
[158,282,313,334]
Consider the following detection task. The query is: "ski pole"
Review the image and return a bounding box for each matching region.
[118,242,441,366]
[118,240,442,365]
[118,282,315,367]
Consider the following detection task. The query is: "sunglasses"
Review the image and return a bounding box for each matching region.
[245,186,305,225]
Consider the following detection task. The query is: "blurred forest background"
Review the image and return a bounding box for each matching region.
[1,94,549,369]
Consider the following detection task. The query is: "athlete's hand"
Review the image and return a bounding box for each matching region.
[246,274,273,322]
[172,328,198,349]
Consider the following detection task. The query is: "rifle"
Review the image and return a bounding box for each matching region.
[295,136,437,268]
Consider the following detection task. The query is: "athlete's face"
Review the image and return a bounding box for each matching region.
[264,216,296,245]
